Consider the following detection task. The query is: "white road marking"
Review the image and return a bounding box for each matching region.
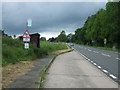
[93,63,97,66]
[74,46,119,81]
[109,74,117,79]
[80,54,88,60]
[91,61,93,63]
[87,59,90,61]
[93,51,99,53]
[103,70,108,73]
[101,53,111,57]
[97,66,101,69]
[88,49,92,51]
[83,56,88,59]
[116,58,120,60]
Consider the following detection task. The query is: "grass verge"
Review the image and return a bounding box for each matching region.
[2,37,69,66]
[76,43,120,52]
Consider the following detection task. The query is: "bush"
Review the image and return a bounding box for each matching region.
[2,37,48,66]
[2,37,68,66]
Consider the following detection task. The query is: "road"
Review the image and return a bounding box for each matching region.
[44,51,118,88]
[70,43,120,83]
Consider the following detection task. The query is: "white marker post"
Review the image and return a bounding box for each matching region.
[104,38,107,47]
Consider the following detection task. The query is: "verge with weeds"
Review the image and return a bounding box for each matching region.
[2,37,68,66]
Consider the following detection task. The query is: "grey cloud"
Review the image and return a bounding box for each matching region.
[2,2,106,36]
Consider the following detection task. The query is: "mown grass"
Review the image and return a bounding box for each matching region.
[2,37,68,66]
[77,43,120,52]
[92,46,120,52]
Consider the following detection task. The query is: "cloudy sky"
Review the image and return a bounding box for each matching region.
[2,2,107,39]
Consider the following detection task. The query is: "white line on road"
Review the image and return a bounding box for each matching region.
[93,63,97,66]
[87,59,90,61]
[116,58,120,60]
[88,49,92,51]
[83,55,88,59]
[109,74,117,79]
[103,70,108,73]
[76,50,88,60]
[101,53,111,57]
[97,66,102,69]
[93,51,99,54]
[91,61,93,63]
[73,47,118,82]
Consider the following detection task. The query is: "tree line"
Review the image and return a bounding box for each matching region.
[71,2,120,48]
[55,2,120,49]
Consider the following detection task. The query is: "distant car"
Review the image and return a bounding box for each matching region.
[70,43,74,46]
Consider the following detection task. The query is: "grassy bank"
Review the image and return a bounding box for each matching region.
[40,41,68,54]
[76,43,120,52]
[92,46,120,52]
[2,37,68,66]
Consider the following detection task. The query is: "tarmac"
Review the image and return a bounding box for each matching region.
[44,50,118,88]
[8,55,54,88]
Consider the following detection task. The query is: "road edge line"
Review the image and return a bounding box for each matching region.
[73,47,118,83]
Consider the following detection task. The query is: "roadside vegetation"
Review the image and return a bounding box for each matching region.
[52,2,119,52]
[2,37,68,66]
[78,44,120,52]
[70,2,120,51]
[40,41,68,54]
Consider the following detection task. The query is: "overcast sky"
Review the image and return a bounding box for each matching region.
[2,2,106,39]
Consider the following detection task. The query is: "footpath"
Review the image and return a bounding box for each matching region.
[8,56,54,88]
[44,50,118,88]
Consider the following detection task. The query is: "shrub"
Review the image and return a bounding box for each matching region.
[2,37,68,66]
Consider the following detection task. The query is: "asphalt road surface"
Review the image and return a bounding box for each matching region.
[70,43,120,83]
[44,51,118,88]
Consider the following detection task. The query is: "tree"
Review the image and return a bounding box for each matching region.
[67,33,73,42]
[48,37,56,42]
[72,2,120,48]
[13,34,16,39]
[57,30,67,42]
[40,37,46,41]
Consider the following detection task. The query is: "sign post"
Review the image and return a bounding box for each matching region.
[22,30,31,49]
[104,38,107,47]
[22,19,32,49]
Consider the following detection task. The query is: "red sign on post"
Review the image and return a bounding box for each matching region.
[22,30,30,38]
[22,30,31,42]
